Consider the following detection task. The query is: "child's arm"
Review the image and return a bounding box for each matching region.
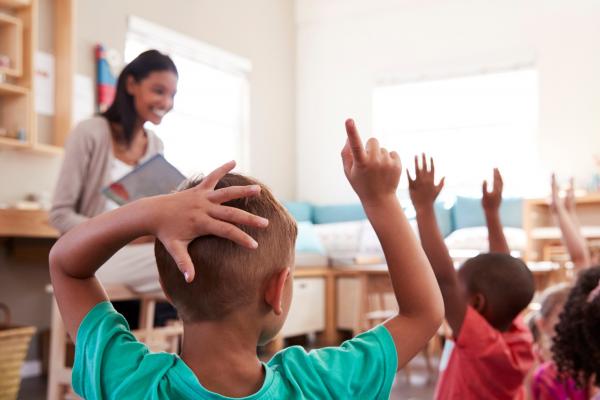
[482,168,510,254]
[550,174,591,269]
[407,154,467,335]
[342,121,444,368]
[49,161,268,341]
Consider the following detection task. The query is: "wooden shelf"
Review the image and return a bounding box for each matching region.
[31,142,64,155]
[0,10,21,76]
[0,81,27,95]
[0,0,31,9]
[0,135,27,148]
[526,193,600,206]
[523,194,600,261]
[0,11,20,24]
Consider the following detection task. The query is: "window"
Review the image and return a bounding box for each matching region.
[125,17,251,177]
[373,68,542,197]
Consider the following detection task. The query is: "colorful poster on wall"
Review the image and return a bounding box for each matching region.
[95,44,118,113]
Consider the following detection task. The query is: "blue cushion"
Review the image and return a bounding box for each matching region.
[295,221,326,254]
[283,201,313,222]
[499,198,523,228]
[434,201,455,237]
[313,204,366,224]
[453,196,522,230]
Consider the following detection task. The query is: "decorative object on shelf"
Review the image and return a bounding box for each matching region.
[0,53,10,68]
[95,44,118,113]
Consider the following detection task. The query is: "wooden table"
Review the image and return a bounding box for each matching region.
[0,209,59,238]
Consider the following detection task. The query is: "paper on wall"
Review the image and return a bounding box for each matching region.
[34,51,55,116]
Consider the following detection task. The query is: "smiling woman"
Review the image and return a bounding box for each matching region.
[49,50,179,296]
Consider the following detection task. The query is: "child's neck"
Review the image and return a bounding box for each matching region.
[181,315,265,397]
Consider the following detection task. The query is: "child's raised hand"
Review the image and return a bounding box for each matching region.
[151,160,269,282]
[550,173,563,214]
[341,119,401,207]
[407,154,445,211]
[482,168,503,212]
[565,177,576,212]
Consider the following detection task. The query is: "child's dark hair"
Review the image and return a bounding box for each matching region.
[552,266,600,388]
[458,253,534,330]
[102,49,177,147]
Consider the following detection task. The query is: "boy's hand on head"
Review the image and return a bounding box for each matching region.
[341,119,401,207]
[482,168,503,212]
[407,154,445,212]
[152,160,269,282]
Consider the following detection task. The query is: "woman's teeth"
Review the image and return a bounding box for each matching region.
[151,108,166,117]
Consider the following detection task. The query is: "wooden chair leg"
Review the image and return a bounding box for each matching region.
[47,297,68,400]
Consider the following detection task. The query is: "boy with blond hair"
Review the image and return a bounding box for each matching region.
[50,119,443,399]
[407,156,535,399]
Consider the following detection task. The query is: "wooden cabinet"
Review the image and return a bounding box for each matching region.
[0,0,73,155]
[280,278,326,337]
[523,193,600,261]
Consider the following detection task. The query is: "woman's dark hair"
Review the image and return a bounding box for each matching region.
[552,266,600,388]
[102,49,178,147]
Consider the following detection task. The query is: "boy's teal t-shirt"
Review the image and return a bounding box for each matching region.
[72,302,398,400]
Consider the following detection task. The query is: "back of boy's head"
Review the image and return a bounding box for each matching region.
[154,173,298,323]
[553,266,600,388]
[526,283,571,342]
[458,253,534,329]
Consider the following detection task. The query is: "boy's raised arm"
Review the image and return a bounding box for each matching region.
[49,161,268,341]
[550,174,591,269]
[407,154,467,335]
[482,168,510,254]
[341,120,444,369]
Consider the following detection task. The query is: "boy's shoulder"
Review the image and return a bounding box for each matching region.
[266,324,397,398]
[72,302,195,399]
[456,306,533,350]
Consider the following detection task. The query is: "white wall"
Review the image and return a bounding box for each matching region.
[295,0,600,203]
[0,0,296,205]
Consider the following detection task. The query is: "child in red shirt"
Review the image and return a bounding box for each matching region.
[408,157,535,399]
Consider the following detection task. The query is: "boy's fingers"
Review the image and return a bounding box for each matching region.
[210,220,259,249]
[345,119,366,164]
[366,138,380,159]
[341,139,354,172]
[407,169,415,185]
[380,147,389,160]
[201,160,237,190]
[483,180,488,195]
[414,155,420,177]
[165,241,195,283]
[210,205,269,228]
[422,153,427,173]
[430,157,435,175]
[437,176,445,191]
[493,168,503,191]
[209,185,261,204]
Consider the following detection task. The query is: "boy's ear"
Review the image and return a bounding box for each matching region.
[471,292,486,314]
[264,267,291,315]
[158,277,174,305]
